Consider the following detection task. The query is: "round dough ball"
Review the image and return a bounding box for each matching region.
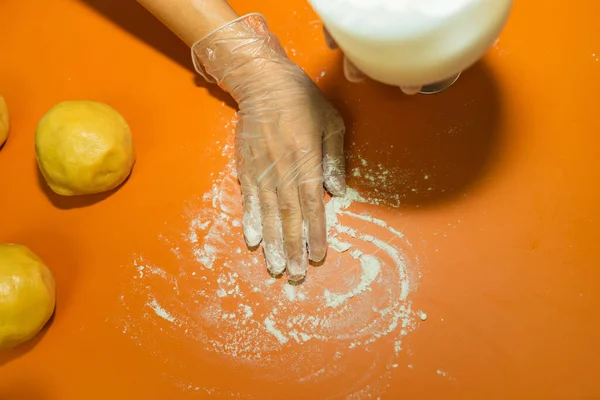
[0,244,56,349]
[0,94,9,147]
[35,101,136,196]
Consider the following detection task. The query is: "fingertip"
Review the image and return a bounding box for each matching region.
[323,26,338,50]
[325,175,347,197]
[323,151,346,197]
[343,57,366,83]
[306,219,327,263]
[267,261,286,277]
[288,271,307,283]
[287,256,308,283]
[263,241,286,276]
[242,192,263,247]
[400,85,422,95]
[309,246,327,264]
[242,210,262,247]
[243,223,262,247]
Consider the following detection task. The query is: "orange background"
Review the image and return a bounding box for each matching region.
[1,0,599,399]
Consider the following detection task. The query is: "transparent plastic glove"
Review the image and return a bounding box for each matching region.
[322,26,366,84]
[192,14,346,282]
[322,27,423,95]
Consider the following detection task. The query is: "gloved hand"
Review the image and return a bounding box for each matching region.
[322,27,423,95]
[192,14,346,282]
[322,27,366,84]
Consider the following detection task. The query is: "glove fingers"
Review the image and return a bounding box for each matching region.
[322,106,347,197]
[343,56,366,83]
[399,85,422,95]
[322,26,338,50]
[236,125,263,248]
[277,183,308,282]
[240,184,262,247]
[259,188,286,276]
[299,175,327,263]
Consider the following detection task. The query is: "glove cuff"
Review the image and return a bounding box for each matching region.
[191,13,287,91]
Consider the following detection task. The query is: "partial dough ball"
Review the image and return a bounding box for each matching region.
[35,101,136,196]
[0,94,9,147]
[0,244,56,349]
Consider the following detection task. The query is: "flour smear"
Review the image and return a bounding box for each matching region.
[118,128,420,398]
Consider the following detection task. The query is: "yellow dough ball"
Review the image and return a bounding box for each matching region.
[0,94,9,147]
[35,101,136,196]
[0,244,56,350]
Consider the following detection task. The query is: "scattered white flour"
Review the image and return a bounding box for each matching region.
[283,284,296,301]
[242,305,253,318]
[324,254,380,308]
[436,369,456,381]
[264,317,289,344]
[149,297,175,323]
[329,237,353,253]
[419,311,428,321]
[346,153,428,207]
[118,131,420,398]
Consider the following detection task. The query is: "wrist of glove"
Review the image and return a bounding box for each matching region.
[191,13,292,102]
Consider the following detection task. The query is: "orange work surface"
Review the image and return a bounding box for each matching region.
[1,0,599,399]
